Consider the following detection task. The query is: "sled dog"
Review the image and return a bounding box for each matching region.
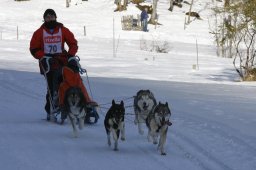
[62,87,86,137]
[134,90,157,135]
[146,102,172,155]
[104,100,125,151]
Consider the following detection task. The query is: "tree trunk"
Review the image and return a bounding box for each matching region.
[149,0,158,24]
[187,0,194,24]
[169,0,174,11]
[66,0,69,8]
[224,0,230,7]
[123,0,128,10]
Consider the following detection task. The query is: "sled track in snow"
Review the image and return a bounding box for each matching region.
[173,110,256,170]
[124,109,234,170]
[0,81,41,100]
[124,117,211,170]
[171,130,233,170]
[171,136,212,170]
[123,108,255,170]
[130,135,175,170]
[178,111,256,153]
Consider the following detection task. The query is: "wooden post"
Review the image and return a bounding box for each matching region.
[196,39,199,69]
[184,17,186,30]
[84,26,86,36]
[17,26,19,40]
[113,17,116,58]
[66,0,69,8]
[187,0,194,24]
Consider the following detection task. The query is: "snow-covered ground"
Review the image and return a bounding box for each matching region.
[0,0,256,170]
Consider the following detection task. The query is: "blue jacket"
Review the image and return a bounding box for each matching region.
[141,10,148,21]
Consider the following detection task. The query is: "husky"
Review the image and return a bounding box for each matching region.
[134,90,157,135]
[61,87,86,137]
[146,102,172,155]
[104,100,125,151]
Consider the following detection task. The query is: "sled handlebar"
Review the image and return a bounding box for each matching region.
[68,55,87,74]
[40,56,52,74]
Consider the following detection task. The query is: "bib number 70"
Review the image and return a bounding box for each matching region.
[48,45,57,53]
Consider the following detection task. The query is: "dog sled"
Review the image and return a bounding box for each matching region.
[59,65,99,124]
[43,56,99,125]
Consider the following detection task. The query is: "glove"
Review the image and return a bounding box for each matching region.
[67,58,79,73]
[40,56,53,73]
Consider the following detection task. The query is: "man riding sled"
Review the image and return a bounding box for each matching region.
[30,9,98,122]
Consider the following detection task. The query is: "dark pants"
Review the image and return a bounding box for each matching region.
[142,19,148,32]
[44,69,63,114]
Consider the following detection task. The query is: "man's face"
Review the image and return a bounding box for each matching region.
[44,14,56,22]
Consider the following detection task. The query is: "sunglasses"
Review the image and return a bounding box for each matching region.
[44,14,56,22]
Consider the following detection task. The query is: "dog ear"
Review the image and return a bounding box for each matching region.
[112,99,115,105]
[137,90,143,95]
[159,101,161,105]
[165,102,168,106]
[120,100,124,106]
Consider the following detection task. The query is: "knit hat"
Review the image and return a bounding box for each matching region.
[43,9,57,19]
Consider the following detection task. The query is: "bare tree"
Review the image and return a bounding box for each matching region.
[214,0,256,80]
[168,0,174,11]
[149,0,158,24]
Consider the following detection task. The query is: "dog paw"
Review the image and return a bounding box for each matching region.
[153,141,158,145]
[78,124,84,130]
[134,119,138,125]
[114,148,119,151]
[72,130,78,138]
[139,130,144,135]
[121,137,125,141]
[60,119,65,125]
[147,136,152,142]
[161,152,167,156]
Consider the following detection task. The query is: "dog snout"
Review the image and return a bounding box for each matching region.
[161,117,165,124]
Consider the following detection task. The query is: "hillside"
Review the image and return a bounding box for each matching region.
[0,0,245,84]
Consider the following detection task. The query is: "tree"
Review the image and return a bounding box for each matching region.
[168,0,174,11]
[213,0,256,80]
[149,0,158,24]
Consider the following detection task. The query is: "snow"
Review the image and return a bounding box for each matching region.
[0,0,256,170]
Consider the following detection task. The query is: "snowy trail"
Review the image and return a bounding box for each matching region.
[0,69,255,170]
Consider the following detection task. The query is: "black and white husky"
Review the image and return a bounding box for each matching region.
[104,100,125,151]
[146,102,172,155]
[134,90,157,135]
[62,87,86,137]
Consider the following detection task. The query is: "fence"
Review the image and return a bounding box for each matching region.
[0,24,88,41]
[121,15,142,31]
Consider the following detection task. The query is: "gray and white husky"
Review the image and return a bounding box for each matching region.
[62,87,86,137]
[104,100,125,151]
[134,90,157,135]
[146,102,172,155]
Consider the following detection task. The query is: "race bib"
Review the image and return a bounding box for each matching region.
[43,28,62,54]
